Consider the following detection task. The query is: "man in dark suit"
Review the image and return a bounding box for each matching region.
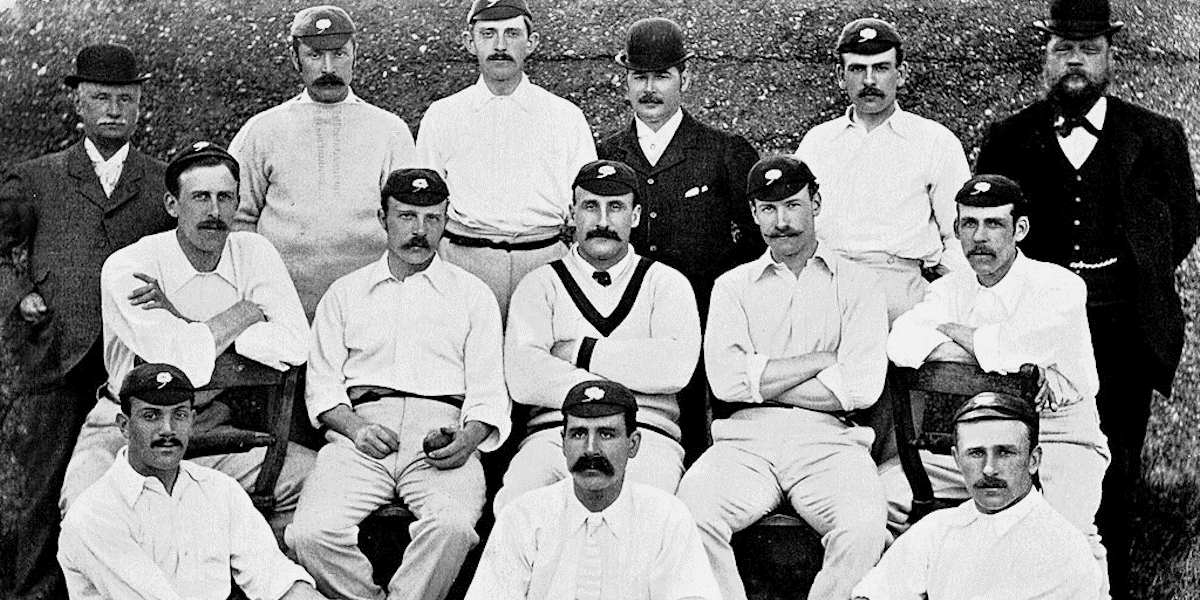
[0,43,173,599]
[598,17,761,459]
[976,1,1199,596]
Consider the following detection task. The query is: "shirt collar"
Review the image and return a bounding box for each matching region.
[751,245,837,281]
[841,103,913,139]
[295,87,364,105]
[83,137,130,168]
[366,251,455,295]
[563,479,633,540]
[468,74,536,113]
[972,250,1030,313]
[160,230,237,297]
[959,488,1044,537]
[110,446,205,507]
[566,244,638,280]
[1084,96,1107,131]
[635,108,684,144]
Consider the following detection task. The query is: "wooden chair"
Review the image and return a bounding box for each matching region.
[888,360,1042,523]
[183,351,300,513]
[731,508,823,600]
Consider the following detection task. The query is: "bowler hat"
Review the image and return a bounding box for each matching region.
[64,44,151,88]
[1033,0,1124,39]
[615,17,695,71]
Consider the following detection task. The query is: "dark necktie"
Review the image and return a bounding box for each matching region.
[1055,115,1101,138]
[592,271,612,286]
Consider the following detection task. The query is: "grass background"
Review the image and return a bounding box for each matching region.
[2,0,1199,597]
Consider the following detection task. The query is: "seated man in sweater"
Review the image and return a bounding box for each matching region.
[852,392,1103,599]
[58,363,328,600]
[288,168,509,600]
[498,159,701,511]
[60,141,314,538]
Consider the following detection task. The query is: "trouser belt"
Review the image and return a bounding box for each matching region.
[351,390,465,409]
[443,230,563,252]
[524,419,676,442]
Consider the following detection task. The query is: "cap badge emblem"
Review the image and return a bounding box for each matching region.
[486,0,502,6]
[316,18,332,32]
[973,181,992,194]
[583,387,605,401]
[413,178,428,191]
[192,141,210,151]
[597,165,617,179]
[764,168,782,185]
[155,372,173,388]
[860,27,878,41]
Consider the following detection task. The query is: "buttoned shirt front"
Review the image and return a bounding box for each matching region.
[635,109,684,167]
[100,230,309,393]
[887,252,1098,409]
[795,106,970,270]
[465,479,719,600]
[58,449,313,600]
[307,253,510,450]
[1056,97,1106,169]
[704,248,888,412]
[415,75,597,236]
[851,491,1103,599]
[84,138,130,197]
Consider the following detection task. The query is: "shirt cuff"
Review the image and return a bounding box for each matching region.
[306,384,353,429]
[462,403,511,453]
[815,365,853,411]
[972,325,1012,374]
[746,354,770,403]
[232,324,303,371]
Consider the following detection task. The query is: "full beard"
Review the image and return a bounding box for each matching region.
[1045,68,1110,117]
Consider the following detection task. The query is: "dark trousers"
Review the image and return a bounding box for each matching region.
[0,340,101,600]
[1089,306,1153,600]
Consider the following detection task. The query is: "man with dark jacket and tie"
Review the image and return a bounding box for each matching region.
[597,18,761,459]
[0,43,173,599]
[975,1,1200,596]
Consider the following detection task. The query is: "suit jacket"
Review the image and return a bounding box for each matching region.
[976,96,1200,395]
[0,140,173,388]
[598,110,763,317]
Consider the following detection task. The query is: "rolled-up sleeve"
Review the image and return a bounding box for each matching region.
[886,279,955,367]
[826,267,888,411]
[231,235,309,370]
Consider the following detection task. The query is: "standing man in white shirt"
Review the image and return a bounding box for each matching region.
[498,160,700,511]
[59,363,329,600]
[230,4,417,318]
[795,17,970,322]
[289,168,509,600]
[677,156,889,600]
[886,173,1110,584]
[851,392,1104,600]
[416,0,597,316]
[60,142,314,538]
[466,380,719,600]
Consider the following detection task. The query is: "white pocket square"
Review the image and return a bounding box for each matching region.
[684,185,709,198]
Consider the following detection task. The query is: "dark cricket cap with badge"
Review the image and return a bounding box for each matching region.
[467,0,532,24]
[615,17,695,71]
[382,168,449,206]
[835,17,902,56]
[573,160,638,197]
[562,380,638,419]
[954,391,1040,435]
[746,155,819,203]
[290,5,356,50]
[64,43,151,88]
[955,174,1026,208]
[165,141,239,191]
[1033,0,1124,39]
[120,363,196,407]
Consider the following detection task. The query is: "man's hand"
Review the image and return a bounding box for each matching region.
[18,291,48,324]
[426,420,493,470]
[550,339,580,362]
[352,422,400,459]
[128,273,186,320]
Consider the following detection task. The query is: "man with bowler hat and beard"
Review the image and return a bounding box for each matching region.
[466,380,718,600]
[598,17,761,460]
[0,42,173,599]
[976,1,1199,595]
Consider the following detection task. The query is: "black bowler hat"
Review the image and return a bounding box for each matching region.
[746,155,819,204]
[382,168,450,207]
[1033,0,1124,39]
[573,160,638,197]
[64,44,151,88]
[165,141,240,193]
[562,380,638,419]
[615,17,695,71]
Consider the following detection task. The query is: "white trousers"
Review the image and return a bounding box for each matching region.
[676,410,888,600]
[438,238,567,319]
[285,398,485,600]
[493,427,684,514]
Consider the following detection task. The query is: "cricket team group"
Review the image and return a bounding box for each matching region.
[2,0,1196,598]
